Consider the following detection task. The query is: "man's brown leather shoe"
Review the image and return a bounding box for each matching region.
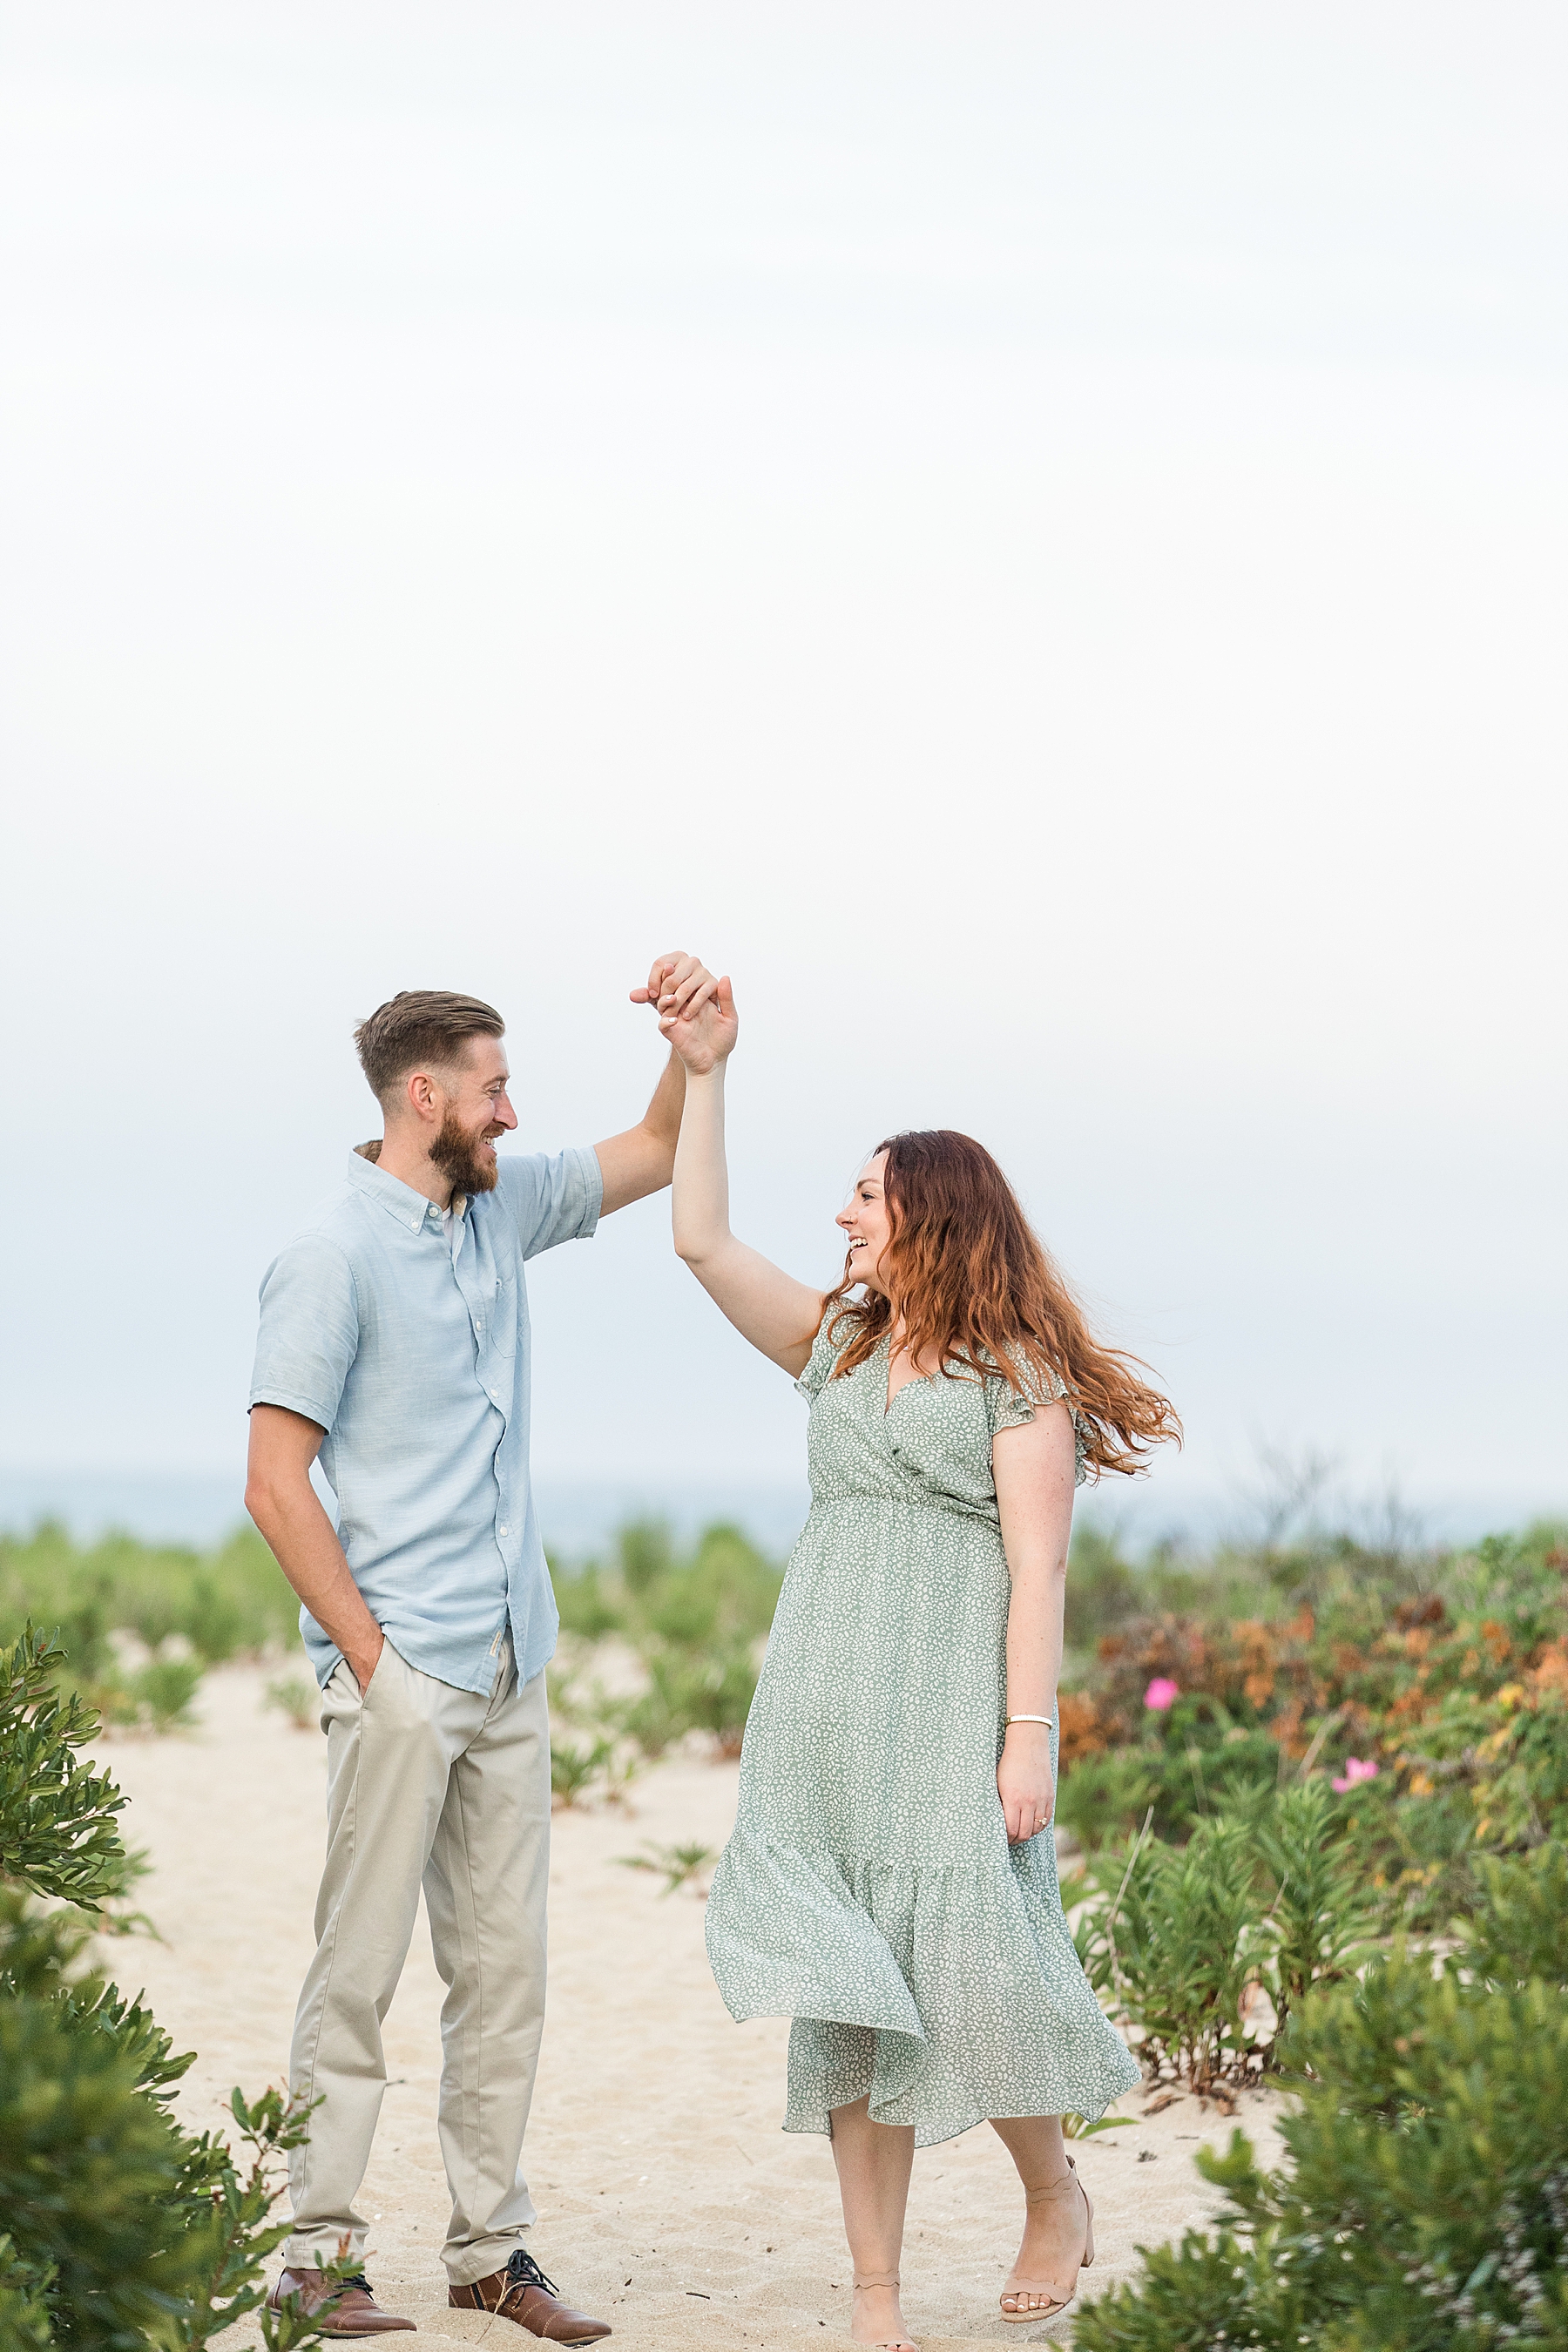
[268,2268,416,2335]
[449,2249,610,2342]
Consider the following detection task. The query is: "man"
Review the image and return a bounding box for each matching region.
[246,953,716,2342]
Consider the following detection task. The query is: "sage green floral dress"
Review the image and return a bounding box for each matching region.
[704,1309,1140,2147]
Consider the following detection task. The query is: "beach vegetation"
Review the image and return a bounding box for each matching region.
[1071,1778,1378,2091]
[1058,1508,1568,2346]
[614,1840,716,1896]
[264,1673,320,1731]
[9,1490,1568,2337]
[550,1517,782,1768]
[1070,1843,1568,2350]
[1056,1516,1568,1930]
[0,1625,348,2352]
[0,1522,301,1732]
[549,1734,618,1808]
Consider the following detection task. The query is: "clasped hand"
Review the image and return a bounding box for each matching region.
[632,950,737,1073]
[630,949,717,1024]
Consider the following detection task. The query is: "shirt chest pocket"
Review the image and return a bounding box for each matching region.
[486,1274,521,1353]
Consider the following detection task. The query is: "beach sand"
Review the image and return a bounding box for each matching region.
[97,1667,1285,2351]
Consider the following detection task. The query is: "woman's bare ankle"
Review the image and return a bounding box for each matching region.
[849,2276,914,2348]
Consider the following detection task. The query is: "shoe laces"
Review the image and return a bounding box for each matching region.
[341,2275,372,2293]
[504,2248,560,2301]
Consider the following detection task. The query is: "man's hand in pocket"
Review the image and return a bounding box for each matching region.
[348,1627,386,1696]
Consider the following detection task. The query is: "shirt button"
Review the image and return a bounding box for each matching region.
[499,1524,509,1536]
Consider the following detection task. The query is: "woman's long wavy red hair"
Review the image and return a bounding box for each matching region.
[821,1130,1180,1479]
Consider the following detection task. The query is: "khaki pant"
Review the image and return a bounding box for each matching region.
[283,1635,551,2285]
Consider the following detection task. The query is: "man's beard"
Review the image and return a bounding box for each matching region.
[429,1110,501,1195]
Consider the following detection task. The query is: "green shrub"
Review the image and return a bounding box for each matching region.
[614,1840,715,1896]
[1057,1708,1284,1852]
[636,1646,758,1759]
[682,1524,782,1644]
[1054,1747,1160,1853]
[632,1524,781,1652]
[1253,1776,1380,2046]
[0,1523,299,1673]
[1073,1781,1376,2090]
[1456,1840,1568,1986]
[618,1517,673,1595]
[643,1576,720,1647]
[1063,1524,1143,1657]
[548,1518,781,1759]
[551,1564,624,1642]
[0,1629,131,1910]
[1070,2223,1307,2352]
[0,1626,340,2351]
[265,1673,320,1732]
[181,1572,249,1666]
[0,2234,51,2352]
[1071,1843,1568,2352]
[131,1654,205,1733]
[0,1889,218,2346]
[1077,1814,1263,2089]
[614,1678,689,1759]
[0,1520,306,1739]
[550,1735,616,1807]
[44,1580,120,1692]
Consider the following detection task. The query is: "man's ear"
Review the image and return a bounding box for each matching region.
[404,1069,442,1125]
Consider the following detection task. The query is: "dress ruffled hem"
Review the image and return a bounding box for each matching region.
[705,1823,1141,2148]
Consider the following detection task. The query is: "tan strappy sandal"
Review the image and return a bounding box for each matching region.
[850,2271,918,2351]
[998,2153,1095,2325]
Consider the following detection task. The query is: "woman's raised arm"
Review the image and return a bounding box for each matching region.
[661,980,826,1375]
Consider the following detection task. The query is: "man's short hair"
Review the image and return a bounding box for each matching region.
[354,990,505,1105]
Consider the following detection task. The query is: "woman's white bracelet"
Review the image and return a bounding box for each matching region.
[1003,1713,1053,1727]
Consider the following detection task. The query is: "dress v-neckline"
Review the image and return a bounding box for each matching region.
[881,1332,930,1418]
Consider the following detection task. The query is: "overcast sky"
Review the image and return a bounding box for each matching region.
[3,3,1564,1548]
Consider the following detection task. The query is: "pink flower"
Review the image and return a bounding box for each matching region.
[1144,1678,1179,1712]
[1332,1756,1380,1793]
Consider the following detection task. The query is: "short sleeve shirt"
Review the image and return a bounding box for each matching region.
[250,1146,601,1693]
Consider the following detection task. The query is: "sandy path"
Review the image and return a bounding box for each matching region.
[97,1667,1284,2351]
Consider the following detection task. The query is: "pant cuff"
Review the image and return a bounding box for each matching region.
[281,2229,368,2273]
[444,2232,531,2288]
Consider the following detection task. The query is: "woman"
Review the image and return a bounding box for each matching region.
[661,977,1179,2348]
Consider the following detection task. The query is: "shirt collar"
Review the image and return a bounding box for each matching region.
[345,1150,452,1233]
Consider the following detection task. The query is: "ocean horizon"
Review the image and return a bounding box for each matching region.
[1,1466,1560,1565]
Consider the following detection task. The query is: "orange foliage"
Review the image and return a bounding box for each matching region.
[1057,1690,1112,1767]
[1235,1619,1278,1711]
[1528,1640,1568,1701]
[1270,1694,1307,1758]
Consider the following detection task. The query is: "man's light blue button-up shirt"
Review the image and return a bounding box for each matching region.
[249,1146,601,1694]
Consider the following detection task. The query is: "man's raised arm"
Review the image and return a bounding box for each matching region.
[594,949,720,1213]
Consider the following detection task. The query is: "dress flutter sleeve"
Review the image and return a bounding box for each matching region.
[983,1348,1091,1485]
[794,1304,852,1402]
[983,1348,1067,1436]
